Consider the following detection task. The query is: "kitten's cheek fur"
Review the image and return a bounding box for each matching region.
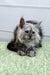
[24,36,29,39]
[17,33,24,43]
[35,34,41,44]
[18,37,24,43]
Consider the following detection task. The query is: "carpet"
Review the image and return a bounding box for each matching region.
[0,42,50,75]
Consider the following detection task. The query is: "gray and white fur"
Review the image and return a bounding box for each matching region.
[7,18,43,57]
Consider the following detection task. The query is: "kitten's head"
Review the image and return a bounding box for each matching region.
[23,22,41,42]
[18,17,42,43]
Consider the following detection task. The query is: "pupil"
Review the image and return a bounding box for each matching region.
[25,31,29,33]
[32,31,35,34]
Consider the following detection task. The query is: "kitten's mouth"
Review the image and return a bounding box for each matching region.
[28,38,35,41]
[23,37,35,42]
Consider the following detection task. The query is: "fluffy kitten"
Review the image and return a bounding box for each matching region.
[7,18,43,57]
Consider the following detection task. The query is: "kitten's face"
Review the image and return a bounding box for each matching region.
[23,23,39,42]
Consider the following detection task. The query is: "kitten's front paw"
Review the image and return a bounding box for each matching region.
[27,47,36,57]
[27,51,36,57]
[17,50,26,56]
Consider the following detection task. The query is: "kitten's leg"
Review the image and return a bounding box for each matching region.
[17,44,27,56]
[27,47,37,57]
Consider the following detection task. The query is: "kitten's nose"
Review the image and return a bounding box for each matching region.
[29,35,32,39]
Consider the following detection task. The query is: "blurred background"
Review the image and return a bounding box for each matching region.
[0,0,50,41]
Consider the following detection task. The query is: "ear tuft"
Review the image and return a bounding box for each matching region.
[20,17,25,28]
[38,21,42,25]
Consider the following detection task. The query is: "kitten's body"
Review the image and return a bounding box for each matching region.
[7,18,43,57]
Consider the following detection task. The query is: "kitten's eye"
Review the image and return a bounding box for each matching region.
[32,31,35,34]
[25,31,29,33]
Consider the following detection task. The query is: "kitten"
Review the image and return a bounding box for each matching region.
[7,18,43,57]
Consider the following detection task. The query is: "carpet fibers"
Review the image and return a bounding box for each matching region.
[0,42,50,75]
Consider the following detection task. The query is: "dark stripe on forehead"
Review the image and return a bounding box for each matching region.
[26,20,38,25]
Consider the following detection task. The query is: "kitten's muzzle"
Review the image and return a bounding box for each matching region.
[29,33,32,39]
[29,35,32,39]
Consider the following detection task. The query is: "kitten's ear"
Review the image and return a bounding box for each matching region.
[20,17,25,28]
[35,21,42,28]
[38,21,42,25]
